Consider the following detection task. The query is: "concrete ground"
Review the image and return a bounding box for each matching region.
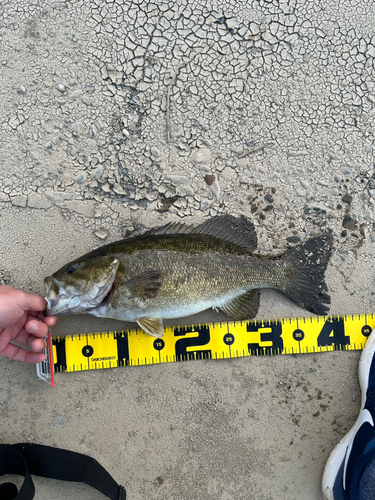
[1,0,375,498]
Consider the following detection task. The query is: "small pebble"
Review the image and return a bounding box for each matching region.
[342,193,353,204]
[200,200,212,211]
[170,126,183,138]
[57,84,66,92]
[92,167,103,179]
[190,147,211,164]
[204,174,215,186]
[82,96,94,105]
[209,180,221,200]
[342,216,357,230]
[286,236,302,244]
[73,122,83,135]
[150,146,161,158]
[75,172,87,184]
[19,85,26,94]
[95,228,109,239]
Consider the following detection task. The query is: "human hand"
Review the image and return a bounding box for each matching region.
[0,286,58,363]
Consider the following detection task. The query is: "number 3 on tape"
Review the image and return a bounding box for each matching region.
[247,321,283,355]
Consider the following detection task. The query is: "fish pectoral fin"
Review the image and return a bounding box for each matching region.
[124,270,164,299]
[219,289,260,320]
[138,317,164,338]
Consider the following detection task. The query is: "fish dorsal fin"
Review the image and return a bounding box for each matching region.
[194,215,257,252]
[219,289,260,320]
[123,270,164,299]
[141,221,196,237]
[138,317,164,338]
[140,215,257,252]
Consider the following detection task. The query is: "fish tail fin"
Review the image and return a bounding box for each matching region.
[281,234,333,315]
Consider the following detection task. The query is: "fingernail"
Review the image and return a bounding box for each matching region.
[34,340,46,352]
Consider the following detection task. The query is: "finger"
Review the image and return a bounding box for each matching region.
[33,311,58,326]
[12,329,47,352]
[25,318,49,338]
[18,292,47,314]
[43,316,58,327]
[0,343,46,363]
[30,337,47,352]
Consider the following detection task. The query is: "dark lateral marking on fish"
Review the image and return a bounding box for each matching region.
[174,325,211,361]
[53,337,67,372]
[115,331,130,366]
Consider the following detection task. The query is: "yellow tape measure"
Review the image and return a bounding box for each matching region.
[48,313,375,375]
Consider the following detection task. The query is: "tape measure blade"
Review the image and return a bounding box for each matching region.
[48,313,375,378]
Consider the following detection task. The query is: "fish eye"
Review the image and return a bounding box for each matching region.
[66,265,77,274]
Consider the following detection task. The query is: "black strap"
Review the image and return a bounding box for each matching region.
[0,443,126,500]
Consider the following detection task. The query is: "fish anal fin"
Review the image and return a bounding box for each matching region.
[219,289,260,320]
[124,270,163,299]
[138,317,164,338]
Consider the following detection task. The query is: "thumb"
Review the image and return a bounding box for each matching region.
[19,292,47,313]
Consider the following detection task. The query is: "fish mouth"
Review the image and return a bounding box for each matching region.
[44,272,117,316]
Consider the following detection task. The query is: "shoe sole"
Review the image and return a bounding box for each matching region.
[322,329,375,500]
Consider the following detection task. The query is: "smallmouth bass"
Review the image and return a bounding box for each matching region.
[44,215,333,337]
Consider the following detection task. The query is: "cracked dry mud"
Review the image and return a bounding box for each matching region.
[0,1,375,499]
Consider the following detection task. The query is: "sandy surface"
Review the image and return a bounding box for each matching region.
[1,0,375,498]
